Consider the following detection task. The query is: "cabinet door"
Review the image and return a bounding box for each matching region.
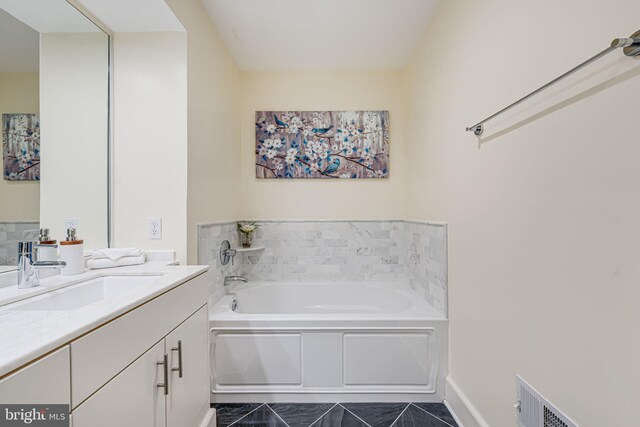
[166,305,209,427]
[0,346,70,405]
[72,340,166,427]
[71,273,208,408]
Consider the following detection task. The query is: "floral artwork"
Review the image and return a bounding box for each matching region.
[255,111,389,179]
[2,113,40,181]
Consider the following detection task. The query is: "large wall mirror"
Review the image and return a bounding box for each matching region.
[0,0,110,272]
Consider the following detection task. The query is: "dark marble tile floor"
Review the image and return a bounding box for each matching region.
[212,402,457,427]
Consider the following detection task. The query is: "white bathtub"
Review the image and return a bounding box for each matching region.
[209,282,448,403]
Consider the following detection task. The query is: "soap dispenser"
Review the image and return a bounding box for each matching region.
[59,228,84,276]
[38,228,59,279]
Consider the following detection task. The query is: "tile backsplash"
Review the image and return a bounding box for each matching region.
[0,222,39,265]
[245,221,407,282]
[197,222,242,305]
[198,220,448,315]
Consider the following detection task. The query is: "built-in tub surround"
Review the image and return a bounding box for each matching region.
[404,221,448,313]
[210,281,447,403]
[198,220,448,315]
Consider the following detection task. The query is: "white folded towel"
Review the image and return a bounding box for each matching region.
[90,248,144,261]
[87,255,146,270]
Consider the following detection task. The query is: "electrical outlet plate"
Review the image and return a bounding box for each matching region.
[65,218,79,231]
[149,218,162,240]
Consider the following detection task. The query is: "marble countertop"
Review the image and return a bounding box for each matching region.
[0,264,208,378]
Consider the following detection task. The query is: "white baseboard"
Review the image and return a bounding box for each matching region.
[198,408,216,427]
[211,391,442,403]
[444,377,490,427]
[444,399,466,427]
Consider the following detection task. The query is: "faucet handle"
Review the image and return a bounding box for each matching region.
[219,240,237,266]
[18,241,34,256]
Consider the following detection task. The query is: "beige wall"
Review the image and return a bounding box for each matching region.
[68,4,640,424]
[0,73,39,221]
[165,0,241,265]
[40,33,109,249]
[404,1,640,426]
[112,32,188,263]
[240,70,406,220]
[104,0,240,264]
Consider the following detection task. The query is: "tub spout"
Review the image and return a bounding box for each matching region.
[224,275,248,287]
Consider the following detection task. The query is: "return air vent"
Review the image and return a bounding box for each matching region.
[516,376,578,427]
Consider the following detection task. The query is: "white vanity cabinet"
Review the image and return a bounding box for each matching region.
[0,346,70,405]
[0,270,212,427]
[72,306,211,427]
[71,274,211,427]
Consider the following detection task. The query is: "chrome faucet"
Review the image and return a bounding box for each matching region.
[17,242,67,289]
[224,275,248,287]
[219,240,237,266]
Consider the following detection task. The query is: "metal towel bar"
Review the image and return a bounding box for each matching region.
[466,30,640,136]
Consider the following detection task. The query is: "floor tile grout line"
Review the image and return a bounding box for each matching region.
[409,403,456,427]
[389,403,412,427]
[265,404,291,427]
[218,402,455,427]
[338,404,374,427]
[308,403,339,427]
[227,403,266,427]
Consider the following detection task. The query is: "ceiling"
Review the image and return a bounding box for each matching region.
[0,0,102,33]
[78,0,183,32]
[0,9,38,73]
[202,0,440,71]
[0,0,107,73]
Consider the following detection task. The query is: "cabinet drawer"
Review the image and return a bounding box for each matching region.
[0,346,70,405]
[71,274,207,407]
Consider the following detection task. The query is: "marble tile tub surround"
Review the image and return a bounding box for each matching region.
[0,222,39,265]
[197,220,448,315]
[197,222,243,304]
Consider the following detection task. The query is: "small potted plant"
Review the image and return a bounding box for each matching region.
[237,221,259,248]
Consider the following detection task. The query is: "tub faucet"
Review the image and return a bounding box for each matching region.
[17,241,67,289]
[224,275,248,287]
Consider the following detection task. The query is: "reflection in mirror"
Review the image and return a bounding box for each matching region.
[0,8,39,271]
[0,0,109,271]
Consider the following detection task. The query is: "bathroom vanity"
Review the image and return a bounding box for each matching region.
[0,265,213,427]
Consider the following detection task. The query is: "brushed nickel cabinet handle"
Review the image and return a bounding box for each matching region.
[171,340,183,378]
[157,353,169,395]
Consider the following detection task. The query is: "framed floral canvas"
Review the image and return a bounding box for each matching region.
[255,111,389,179]
[2,113,40,181]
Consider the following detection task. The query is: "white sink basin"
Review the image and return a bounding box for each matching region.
[9,275,163,312]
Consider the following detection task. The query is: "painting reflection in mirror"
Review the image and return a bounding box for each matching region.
[3,113,40,181]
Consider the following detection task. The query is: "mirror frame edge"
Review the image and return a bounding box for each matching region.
[65,0,113,248]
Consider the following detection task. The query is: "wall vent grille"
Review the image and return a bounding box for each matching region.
[516,376,578,427]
